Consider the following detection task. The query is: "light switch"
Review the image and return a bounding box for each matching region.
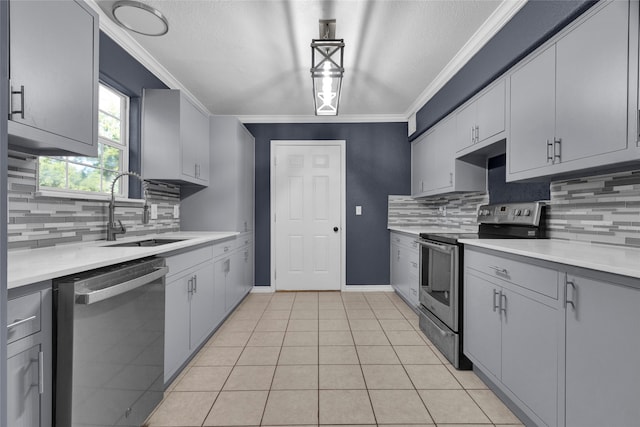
[173,205,180,219]
[356,205,362,216]
[150,204,158,220]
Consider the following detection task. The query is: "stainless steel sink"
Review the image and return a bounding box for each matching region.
[104,238,186,247]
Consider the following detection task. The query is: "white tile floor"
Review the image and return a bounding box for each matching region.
[145,291,523,427]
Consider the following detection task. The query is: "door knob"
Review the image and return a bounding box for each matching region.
[333,227,339,232]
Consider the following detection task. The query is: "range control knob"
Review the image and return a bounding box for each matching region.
[514,209,522,216]
[523,209,531,216]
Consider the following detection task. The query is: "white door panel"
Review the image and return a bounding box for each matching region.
[273,143,342,290]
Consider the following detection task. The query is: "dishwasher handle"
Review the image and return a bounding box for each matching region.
[75,266,168,305]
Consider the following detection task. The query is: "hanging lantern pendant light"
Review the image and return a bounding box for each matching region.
[311,19,345,116]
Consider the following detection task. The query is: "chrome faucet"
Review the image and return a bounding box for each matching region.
[107,172,150,241]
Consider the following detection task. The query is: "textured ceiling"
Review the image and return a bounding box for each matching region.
[96,0,508,121]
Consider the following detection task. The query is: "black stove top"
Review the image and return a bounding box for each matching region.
[419,202,547,245]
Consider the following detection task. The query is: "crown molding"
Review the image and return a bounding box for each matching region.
[404,0,527,118]
[237,114,408,124]
[84,0,211,116]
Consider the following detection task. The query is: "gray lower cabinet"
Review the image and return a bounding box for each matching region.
[564,273,640,426]
[465,247,640,427]
[7,283,52,427]
[464,249,561,427]
[8,0,99,156]
[390,232,419,308]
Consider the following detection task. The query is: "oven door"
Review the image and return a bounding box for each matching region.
[418,239,459,332]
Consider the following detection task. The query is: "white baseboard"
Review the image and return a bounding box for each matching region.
[251,285,395,293]
[251,286,275,293]
[342,285,395,292]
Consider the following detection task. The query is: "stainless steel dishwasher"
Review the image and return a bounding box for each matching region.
[53,257,168,427]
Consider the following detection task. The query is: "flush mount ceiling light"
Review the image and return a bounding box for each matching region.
[311,19,345,116]
[112,1,169,36]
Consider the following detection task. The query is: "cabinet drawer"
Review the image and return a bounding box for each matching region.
[164,245,214,278]
[391,232,419,250]
[7,292,41,344]
[465,249,559,299]
[214,239,236,258]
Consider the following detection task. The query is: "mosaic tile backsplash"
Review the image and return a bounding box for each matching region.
[548,169,640,247]
[8,151,180,251]
[388,192,489,230]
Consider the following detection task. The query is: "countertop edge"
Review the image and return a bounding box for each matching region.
[459,238,640,280]
[8,231,241,289]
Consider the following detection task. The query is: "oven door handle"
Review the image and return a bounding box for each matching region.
[416,239,456,254]
[75,266,168,305]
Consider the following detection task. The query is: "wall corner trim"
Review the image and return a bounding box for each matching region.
[404,0,527,117]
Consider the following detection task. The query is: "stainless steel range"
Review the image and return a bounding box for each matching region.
[417,202,546,369]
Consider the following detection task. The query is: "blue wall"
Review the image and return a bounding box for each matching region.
[413,0,596,139]
[488,154,550,204]
[245,123,410,287]
[99,33,168,197]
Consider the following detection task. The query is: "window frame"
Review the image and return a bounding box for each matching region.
[37,82,130,199]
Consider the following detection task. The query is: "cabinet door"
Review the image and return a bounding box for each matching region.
[213,258,228,322]
[240,125,255,232]
[411,136,428,196]
[455,102,477,152]
[565,275,640,427]
[9,0,97,156]
[501,288,559,427]
[555,1,629,164]
[390,242,401,294]
[164,276,191,381]
[463,272,501,378]
[425,119,455,192]
[189,262,216,350]
[7,343,41,427]
[476,79,505,143]
[508,45,556,175]
[243,245,254,294]
[181,97,206,180]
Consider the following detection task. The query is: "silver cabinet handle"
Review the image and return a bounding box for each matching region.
[193,275,197,293]
[410,262,418,268]
[565,280,576,309]
[187,277,193,296]
[10,83,25,119]
[500,292,507,314]
[449,172,453,185]
[490,266,508,276]
[397,249,401,261]
[224,246,229,253]
[493,289,499,312]
[475,125,479,143]
[471,126,475,144]
[7,315,37,330]
[75,266,168,305]
[546,139,553,163]
[554,137,562,163]
[39,351,44,395]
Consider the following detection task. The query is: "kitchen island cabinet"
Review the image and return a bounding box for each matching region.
[8,0,99,156]
[7,282,52,427]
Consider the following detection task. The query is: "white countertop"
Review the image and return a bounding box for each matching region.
[459,238,640,280]
[388,226,475,236]
[8,231,239,289]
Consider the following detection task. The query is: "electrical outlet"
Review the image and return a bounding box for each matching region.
[150,204,158,220]
[173,205,180,219]
[356,205,362,216]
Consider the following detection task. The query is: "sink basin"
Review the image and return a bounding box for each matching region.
[104,238,186,247]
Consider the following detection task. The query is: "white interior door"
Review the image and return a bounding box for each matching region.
[272,142,343,291]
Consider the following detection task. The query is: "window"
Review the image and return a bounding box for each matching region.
[38,83,129,196]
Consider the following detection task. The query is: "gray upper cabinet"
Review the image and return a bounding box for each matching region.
[456,79,506,153]
[181,116,255,233]
[564,273,640,427]
[411,116,486,198]
[8,0,99,157]
[508,0,637,181]
[142,89,210,186]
